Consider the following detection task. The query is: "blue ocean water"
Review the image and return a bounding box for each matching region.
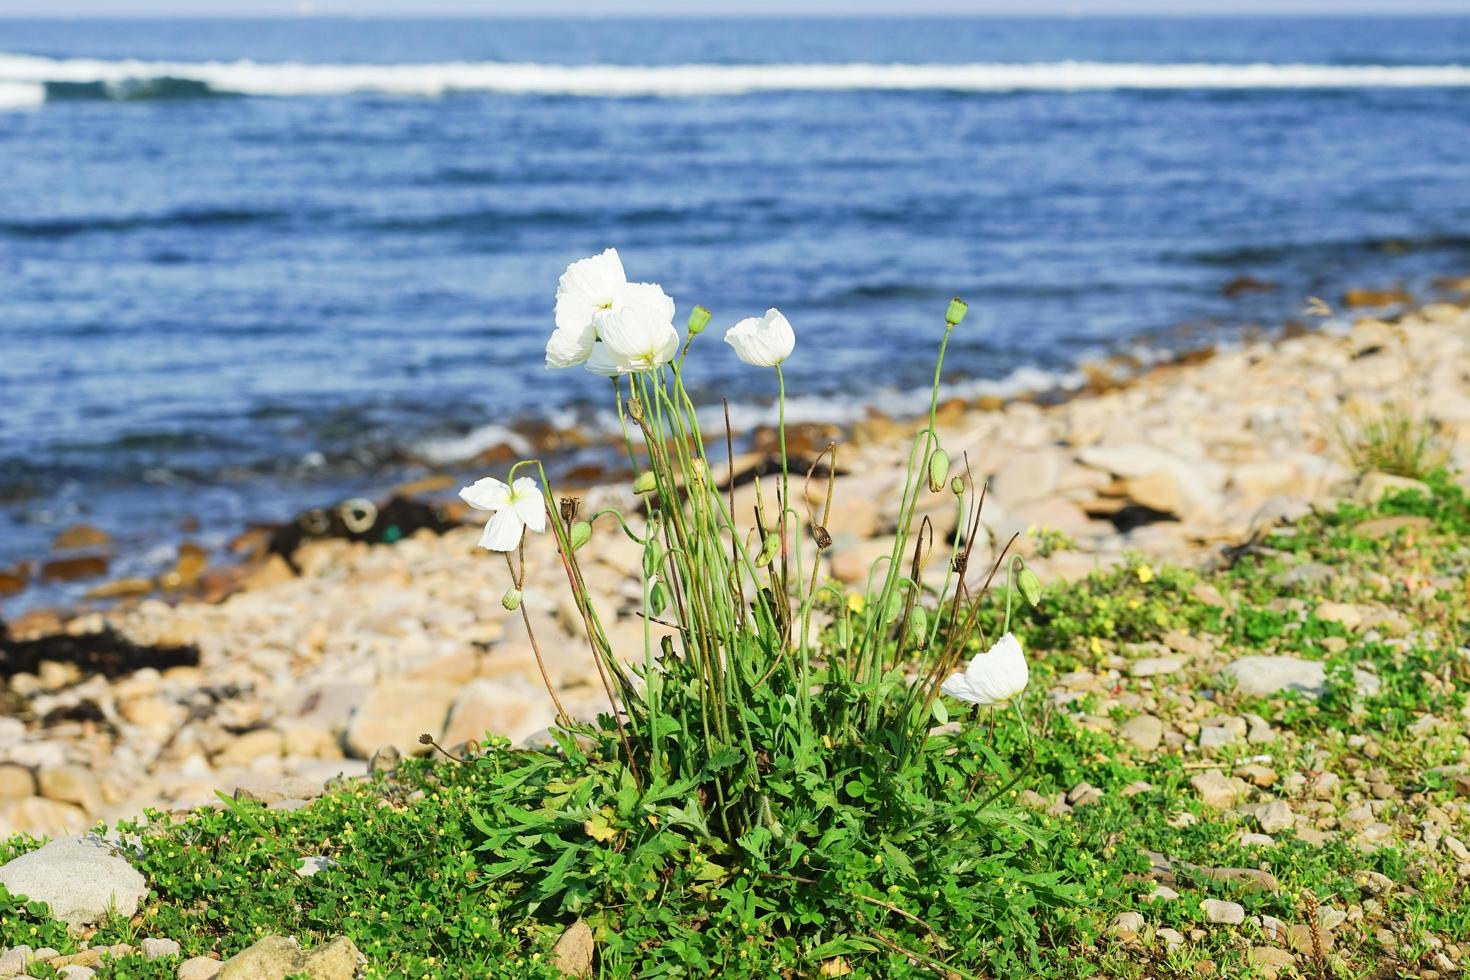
[2,16,1470,603]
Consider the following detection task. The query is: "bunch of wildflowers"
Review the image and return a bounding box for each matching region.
[462,247,1041,840]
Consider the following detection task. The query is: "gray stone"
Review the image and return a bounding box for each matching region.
[1120,714,1164,751]
[231,774,323,806]
[1202,899,1245,925]
[1256,801,1295,834]
[1223,656,1380,699]
[0,835,148,928]
[217,935,362,980]
[1108,911,1145,941]
[1190,771,1239,809]
[141,938,182,961]
[175,956,222,980]
[1130,656,1188,678]
[1198,726,1236,752]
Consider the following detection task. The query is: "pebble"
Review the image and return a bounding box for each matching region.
[1190,771,1240,809]
[1108,911,1145,941]
[1202,899,1245,925]
[176,957,224,980]
[141,938,183,960]
[1120,713,1166,750]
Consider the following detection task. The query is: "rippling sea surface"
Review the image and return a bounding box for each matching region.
[3,16,1470,603]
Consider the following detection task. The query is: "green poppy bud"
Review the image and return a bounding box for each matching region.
[632,471,657,495]
[927,449,950,493]
[945,297,968,326]
[1017,567,1043,608]
[650,580,670,616]
[950,476,965,497]
[755,531,781,568]
[569,521,592,551]
[687,305,712,336]
[907,606,929,643]
[501,588,522,612]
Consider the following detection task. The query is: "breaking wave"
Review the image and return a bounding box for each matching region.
[4,53,1470,104]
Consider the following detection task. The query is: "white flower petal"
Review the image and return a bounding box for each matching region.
[584,341,630,377]
[940,672,977,703]
[725,307,795,367]
[511,478,547,532]
[960,632,1029,705]
[596,305,679,372]
[479,507,525,551]
[611,281,675,323]
[459,476,510,512]
[545,322,596,369]
[554,248,626,334]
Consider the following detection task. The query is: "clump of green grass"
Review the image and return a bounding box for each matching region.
[1333,401,1449,480]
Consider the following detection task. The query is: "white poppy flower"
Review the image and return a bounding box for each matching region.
[547,248,676,369]
[459,476,547,552]
[940,632,1029,706]
[589,301,680,375]
[724,308,795,367]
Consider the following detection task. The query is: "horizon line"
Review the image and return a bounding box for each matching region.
[2,11,1469,19]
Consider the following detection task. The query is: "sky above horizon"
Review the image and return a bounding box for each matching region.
[1,0,1467,15]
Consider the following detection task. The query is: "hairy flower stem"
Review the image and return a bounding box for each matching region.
[503,552,571,728]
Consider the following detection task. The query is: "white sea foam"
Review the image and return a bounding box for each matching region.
[0,80,45,109]
[417,424,532,466]
[4,53,1470,101]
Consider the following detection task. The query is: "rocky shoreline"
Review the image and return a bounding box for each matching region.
[3,289,1470,840]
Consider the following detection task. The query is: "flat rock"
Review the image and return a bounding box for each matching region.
[231,773,324,806]
[1223,656,1380,699]
[1202,898,1245,925]
[1190,771,1239,809]
[1120,714,1164,751]
[0,835,148,928]
[217,936,362,980]
[1130,655,1188,678]
[176,956,223,980]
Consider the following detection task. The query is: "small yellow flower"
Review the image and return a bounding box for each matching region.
[847,593,866,615]
[1135,564,1154,584]
[1089,636,1103,656]
[1127,598,1142,609]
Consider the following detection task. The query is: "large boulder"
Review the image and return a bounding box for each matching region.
[0,835,148,928]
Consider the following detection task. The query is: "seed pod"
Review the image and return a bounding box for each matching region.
[945,297,969,326]
[687,305,712,336]
[559,497,580,523]
[501,588,523,612]
[632,471,657,495]
[812,525,832,550]
[927,450,950,494]
[1017,567,1043,608]
[627,397,645,423]
[649,580,670,616]
[755,531,781,568]
[907,606,929,643]
[569,521,592,551]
